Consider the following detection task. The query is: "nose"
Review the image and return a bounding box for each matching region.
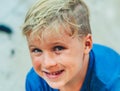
[42,53,57,69]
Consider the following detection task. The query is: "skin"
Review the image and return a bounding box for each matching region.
[27,26,92,91]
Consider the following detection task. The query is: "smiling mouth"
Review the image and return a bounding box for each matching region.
[43,70,64,79]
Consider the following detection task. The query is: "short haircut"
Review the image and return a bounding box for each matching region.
[22,0,91,38]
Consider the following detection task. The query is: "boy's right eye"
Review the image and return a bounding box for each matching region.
[31,48,42,53]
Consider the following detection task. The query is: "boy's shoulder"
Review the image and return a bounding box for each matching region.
[93,43,119,55]
[92,43,120,62]
[26,68,44,90]
[91,44,120,90]
[26,68,58,91]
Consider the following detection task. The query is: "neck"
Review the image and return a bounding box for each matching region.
[60,54,89,91]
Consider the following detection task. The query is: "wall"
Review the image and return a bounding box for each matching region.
[0,0,120,91]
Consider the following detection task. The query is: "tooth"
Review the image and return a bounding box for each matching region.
[47,70,63,75]
[51,72,55,75]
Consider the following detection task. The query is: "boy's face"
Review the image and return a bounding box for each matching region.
[27,27,92,89]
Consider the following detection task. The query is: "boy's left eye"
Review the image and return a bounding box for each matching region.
[53,46,65,52]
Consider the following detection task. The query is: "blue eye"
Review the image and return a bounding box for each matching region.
[53,46,65,51]
[32,48,42,53]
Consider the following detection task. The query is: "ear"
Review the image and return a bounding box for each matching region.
[84,34,93,54]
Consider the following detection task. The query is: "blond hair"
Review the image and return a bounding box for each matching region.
[22,0,91,38]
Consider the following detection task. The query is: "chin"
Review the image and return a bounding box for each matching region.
[47,80,65,89]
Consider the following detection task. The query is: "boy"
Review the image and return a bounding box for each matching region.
[22,0,120,91]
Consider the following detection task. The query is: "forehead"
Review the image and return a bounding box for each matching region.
[27,23,75,42]
[27,29,72,45]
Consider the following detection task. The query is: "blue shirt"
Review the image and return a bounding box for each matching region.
[25,44,120,91]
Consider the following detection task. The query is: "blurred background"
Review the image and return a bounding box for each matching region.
[0,0,120,91]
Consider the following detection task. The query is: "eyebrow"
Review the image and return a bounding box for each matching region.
[49,42,67,47]
[29,45,37,48]
[28,40,67,48]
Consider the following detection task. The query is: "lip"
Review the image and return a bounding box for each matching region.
[43,70,64,80]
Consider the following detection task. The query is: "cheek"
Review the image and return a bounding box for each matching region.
[64,48,84,63]
[60,51,84,68]
[61,49,84,72]
[31,56,42,71]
